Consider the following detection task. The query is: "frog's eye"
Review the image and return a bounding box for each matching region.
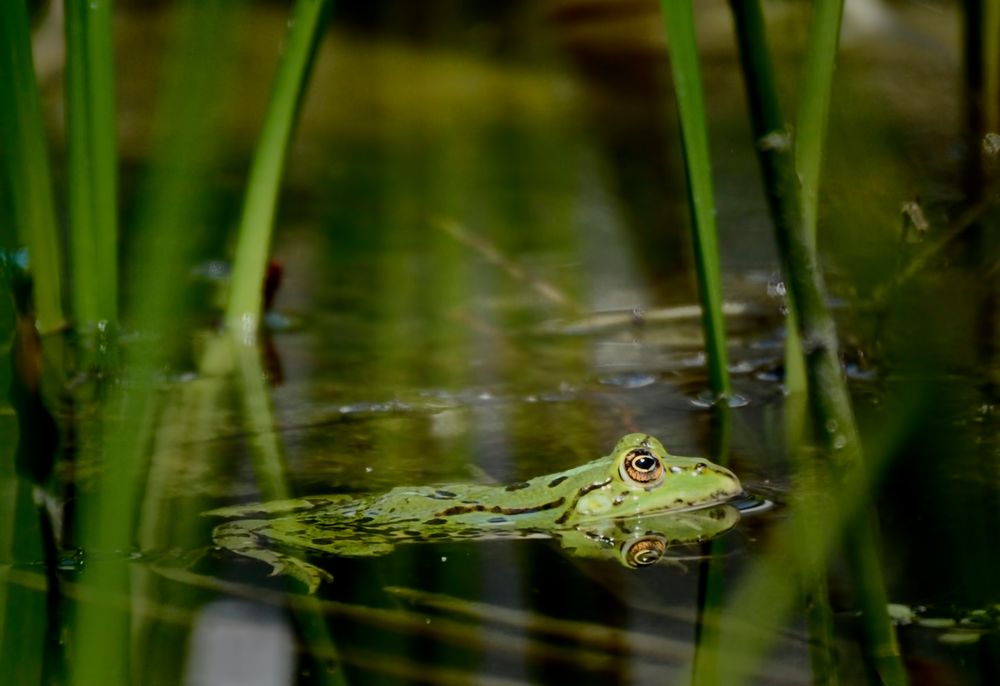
[620,449,664,487]
[622,536,666,568]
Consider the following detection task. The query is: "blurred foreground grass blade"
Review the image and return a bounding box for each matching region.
[0,474,49,684]
[713,393,925,685]
[225,0,334,333]
[658,0,731,400]
[0,0,66,334]
[64,0,119,342]
[70,2,243,685]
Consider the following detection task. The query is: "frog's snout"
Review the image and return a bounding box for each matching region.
[704,464,743,501]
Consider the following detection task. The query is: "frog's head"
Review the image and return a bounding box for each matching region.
[569,433,743,523]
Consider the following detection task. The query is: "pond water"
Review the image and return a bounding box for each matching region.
[2,1,999,685]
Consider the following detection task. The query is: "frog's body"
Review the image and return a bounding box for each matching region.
[208,434,743,590]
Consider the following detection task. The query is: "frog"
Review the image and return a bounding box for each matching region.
[206,433,744,591]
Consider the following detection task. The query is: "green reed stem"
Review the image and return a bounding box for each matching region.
[0,0,66,334]
[796,0,842,243]
[64,0,119,339]
[70,2,242,684]
[727,0,806,396]
[691,400,732,685]
[728,3,835,681]
[225,0,333,333]
[739,2,904,683]
[982,0,1000,133]
[231,333,347,685]
[797,5,906,683]
[659,0,731,400]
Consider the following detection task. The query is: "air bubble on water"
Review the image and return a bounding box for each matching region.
[833,434,847,450]
[690,391,714,408]
[440,556,447,562]
[689,390,750,409]
[825,419,838,433]
[365,466,373,473]
[57,549,85,571]
[599,373,656,389]
[726,393,750,408]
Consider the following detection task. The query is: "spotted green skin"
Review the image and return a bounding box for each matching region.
[207,433,743,591]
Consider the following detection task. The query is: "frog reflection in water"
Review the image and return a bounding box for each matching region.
[207,433,744,591]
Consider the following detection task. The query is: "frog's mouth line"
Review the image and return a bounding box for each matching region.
[571,490,746,523]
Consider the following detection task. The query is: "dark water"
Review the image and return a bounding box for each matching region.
[2,1,999,684]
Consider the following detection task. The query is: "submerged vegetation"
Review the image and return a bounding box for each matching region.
[1,1,997,684]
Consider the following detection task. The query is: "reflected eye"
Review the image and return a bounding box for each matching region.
[620,449,664,487]
[622,536,666,567]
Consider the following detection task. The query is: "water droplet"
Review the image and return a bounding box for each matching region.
[364,466,373,473]
[833,435,847,449]
[825,419,838,433]
[440,556,447,562]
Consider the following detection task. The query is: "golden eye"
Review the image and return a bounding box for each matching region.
[619,449,664,486]
[622,536,666,567]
